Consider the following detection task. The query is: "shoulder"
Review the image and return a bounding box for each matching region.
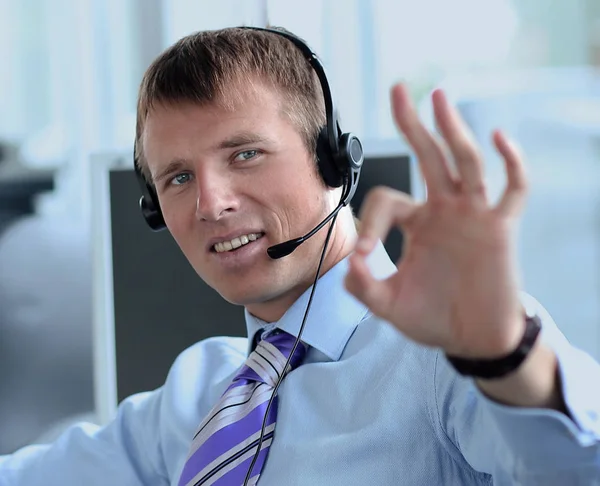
[158,336,249,441]
[167,335,248,386]
[346,312,440,384]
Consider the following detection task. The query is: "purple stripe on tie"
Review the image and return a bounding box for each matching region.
[193,382,265,441]
[264,332,307,369]
[212,437,271,486]
[179,396,278,486]
[224,378,252,394]
[226,366,263,390]
[178,331,307,486]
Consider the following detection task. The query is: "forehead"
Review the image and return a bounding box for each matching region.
[143,80,291,138]
[214,78,286,112]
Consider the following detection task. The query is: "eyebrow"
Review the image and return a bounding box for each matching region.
[152,131,274,184]
[153,159,188,185]
[216,131,273,150]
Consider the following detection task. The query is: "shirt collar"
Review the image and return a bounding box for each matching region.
[244,241,397,361]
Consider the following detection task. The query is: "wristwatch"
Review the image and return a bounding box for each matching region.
[445,314,542,380]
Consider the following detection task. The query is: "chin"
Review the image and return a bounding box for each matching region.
[197,265,303,313]
[213,280,290,309]
[216,287,272,307]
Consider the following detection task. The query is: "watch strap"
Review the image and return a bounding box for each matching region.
[445,314,542,380]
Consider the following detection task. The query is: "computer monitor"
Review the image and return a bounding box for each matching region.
[92,140,420,424]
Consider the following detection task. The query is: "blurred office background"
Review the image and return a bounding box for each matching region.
[1,0,600,454]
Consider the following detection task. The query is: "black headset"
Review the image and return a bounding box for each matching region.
[133,26,364,232]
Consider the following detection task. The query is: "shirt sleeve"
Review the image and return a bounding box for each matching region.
[431,292,600,485]
[0,388,169,486]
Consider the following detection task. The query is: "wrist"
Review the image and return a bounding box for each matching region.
[475,340,566,410]
[445,314,542,380]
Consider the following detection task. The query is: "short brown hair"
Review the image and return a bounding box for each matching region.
[135,27,325,181]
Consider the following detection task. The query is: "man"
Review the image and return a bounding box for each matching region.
[1,26,599,485]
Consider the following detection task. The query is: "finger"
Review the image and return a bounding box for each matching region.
[391,84,456,195]
[432,89,485,196]
[345,252,394,316]
[355,186,416,255]
[492,130,528,216]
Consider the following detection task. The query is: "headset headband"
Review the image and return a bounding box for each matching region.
[134,26,363,231]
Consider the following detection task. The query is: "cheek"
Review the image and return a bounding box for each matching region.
[276,177,327,226]
[269,157,322,196]
[161,194,196,239]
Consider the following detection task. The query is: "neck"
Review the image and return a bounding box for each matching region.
[246,207,357,323]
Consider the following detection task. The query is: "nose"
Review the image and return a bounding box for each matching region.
[194,170,239,222]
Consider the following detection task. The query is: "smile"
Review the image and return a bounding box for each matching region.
[213,233,264,253]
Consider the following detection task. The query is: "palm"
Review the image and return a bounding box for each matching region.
[345,85,526,358]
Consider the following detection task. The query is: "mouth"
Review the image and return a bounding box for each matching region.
[211,232,265,253]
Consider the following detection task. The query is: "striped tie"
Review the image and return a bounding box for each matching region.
[178,330,307,486]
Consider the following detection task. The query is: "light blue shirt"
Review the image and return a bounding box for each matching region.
[1,244,600,485]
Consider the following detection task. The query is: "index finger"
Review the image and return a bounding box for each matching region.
[391,84,456,196]
[356,186,416,255]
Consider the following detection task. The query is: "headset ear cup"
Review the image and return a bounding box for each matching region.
[139,191,166,231]
[339,132,364,171]
[316,127,344,188]
[137,176,167,231]
[140,195,166,231]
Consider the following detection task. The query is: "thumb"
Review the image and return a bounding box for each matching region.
[355,187,416,258]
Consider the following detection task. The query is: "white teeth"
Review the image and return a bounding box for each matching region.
[214,233,262,253]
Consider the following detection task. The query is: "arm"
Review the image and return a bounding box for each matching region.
[432,294,600,485]
[344,83,600,483]
[0,389,169,486]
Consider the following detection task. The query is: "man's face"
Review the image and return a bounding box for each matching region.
[143,82,341,320]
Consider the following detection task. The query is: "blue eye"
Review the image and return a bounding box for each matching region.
[234,150,260,162]
[171,173,192,186]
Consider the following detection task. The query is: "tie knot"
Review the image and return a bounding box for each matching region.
[238,330,307,387]
[263,329,307,368]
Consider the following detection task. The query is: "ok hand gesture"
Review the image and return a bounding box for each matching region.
[345,84,527,359]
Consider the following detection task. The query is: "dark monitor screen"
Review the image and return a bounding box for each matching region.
[109,153,412,402]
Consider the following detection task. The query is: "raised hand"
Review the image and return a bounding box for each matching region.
[345,83,528,359]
